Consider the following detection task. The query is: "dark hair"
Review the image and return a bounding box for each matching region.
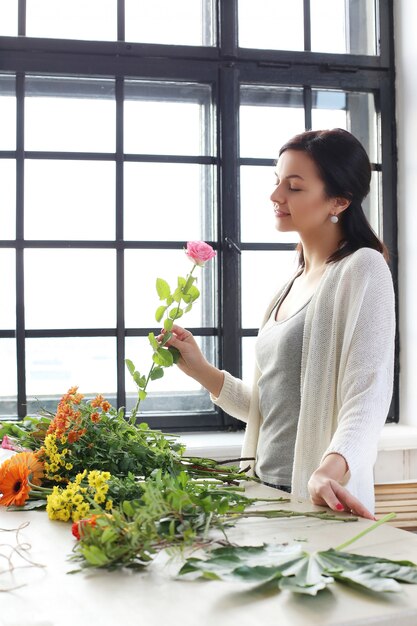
[278,128,389,265]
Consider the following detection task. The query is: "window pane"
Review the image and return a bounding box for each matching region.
[0,75,16,150]
[125,250,217,329]
[312,89,378,164]
[25,160,115,240]
[0,1,17,36]
[124,81,213,156]
[25,76,115,152]
[241,165,299,243]
[311,0,377,55]
[25,337,116,414]
[0,339,17,416]
[125,336,216,414]
[125,0,215,46]
[238,0,304,51]
[124,163,216,242]
[26,0,117,41]
[240,86,304,159]
[24,250,116,329]
[242,250,299,328]
[0,250,15,330]
[0,160,16,239]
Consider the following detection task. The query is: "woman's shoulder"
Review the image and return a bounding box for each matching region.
[335,247,391,277]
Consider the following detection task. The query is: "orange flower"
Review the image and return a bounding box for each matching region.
[90,412,100,423]
[72,514,98,540]
[47,387,85,439]
[0,452,44,507]
[91,394,105,408]
[101,401,111,413]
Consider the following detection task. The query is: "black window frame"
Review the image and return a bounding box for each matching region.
[0,0,398,429]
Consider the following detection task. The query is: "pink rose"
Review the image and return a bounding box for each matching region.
[1,435,20,451]
[185,241,216,266]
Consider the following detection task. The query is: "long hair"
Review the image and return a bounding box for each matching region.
[278,128,389,266]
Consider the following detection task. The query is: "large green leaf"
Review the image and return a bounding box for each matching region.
[152,348,174,367]
[179,542,417,596]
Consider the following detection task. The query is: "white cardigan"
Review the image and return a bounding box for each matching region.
[212,247,396,513]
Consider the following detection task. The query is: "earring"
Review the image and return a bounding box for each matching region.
[330,214,339,224]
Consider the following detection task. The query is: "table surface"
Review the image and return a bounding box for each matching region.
[2,482,417,626]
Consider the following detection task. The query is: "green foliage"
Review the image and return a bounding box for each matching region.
[70,470,289,572]
[179,540,417,596]
[126,256,205,416]
[0,416,51,450]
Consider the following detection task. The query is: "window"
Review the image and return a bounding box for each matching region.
[0,0,398,428]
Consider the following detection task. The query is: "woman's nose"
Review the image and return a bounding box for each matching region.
[270,184,285,204]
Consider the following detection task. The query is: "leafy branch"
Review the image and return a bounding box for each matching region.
[126,254,207,421]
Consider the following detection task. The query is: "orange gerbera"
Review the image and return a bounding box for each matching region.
[0,451,44,507]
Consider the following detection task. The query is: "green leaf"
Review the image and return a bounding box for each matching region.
[179,541,417,597]
[169,307,183,319]
[152,348,174,367]
[184,303,193,314]
[125,359,136,376]
[172,287,183,303]
[155,305,167,323]
[133,372,146,389]
[150,367,164,381]
[138,390,147,401]
[156,278,171,300]
[148,332,159,351]
[82,545,108,567]
[164,318,173,331]
[168,346,181,364]
[166,295,174,306]
[188,285,200,301]
[7,499,46,511]
[122,500,136,516]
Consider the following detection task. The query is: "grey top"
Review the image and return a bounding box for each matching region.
[254,280,311,487]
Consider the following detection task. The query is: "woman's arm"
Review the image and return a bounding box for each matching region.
[161,325,224,396]
[308,453,376,519]
[162,325,252,421]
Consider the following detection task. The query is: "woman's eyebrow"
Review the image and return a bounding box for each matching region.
[274,173,305,181]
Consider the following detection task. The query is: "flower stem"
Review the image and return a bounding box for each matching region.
[130,263,198,422]
[334,512,396,551]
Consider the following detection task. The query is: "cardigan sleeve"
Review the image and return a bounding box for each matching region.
[210,371,252,423]
[320,249,396,477]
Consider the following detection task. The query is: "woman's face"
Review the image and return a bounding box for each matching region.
[271,149,341,234]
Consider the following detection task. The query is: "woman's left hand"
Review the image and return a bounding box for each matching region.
[308,459,376,520]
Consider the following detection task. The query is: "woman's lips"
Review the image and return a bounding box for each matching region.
[274,210,290,218]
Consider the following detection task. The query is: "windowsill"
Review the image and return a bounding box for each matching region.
[180,424,417,460]
[377,424,417,451]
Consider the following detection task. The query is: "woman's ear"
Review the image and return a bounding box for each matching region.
[332,196,351,215]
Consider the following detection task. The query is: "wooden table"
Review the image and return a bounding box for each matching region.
[2,482,417,626]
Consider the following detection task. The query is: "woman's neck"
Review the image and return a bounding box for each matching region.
[299,225,344,274]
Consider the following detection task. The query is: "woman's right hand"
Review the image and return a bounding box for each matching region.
[159,325,224,397]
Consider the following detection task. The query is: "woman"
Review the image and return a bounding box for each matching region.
[164,128,395,520]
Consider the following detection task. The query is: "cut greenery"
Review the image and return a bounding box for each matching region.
[178,513,417,596]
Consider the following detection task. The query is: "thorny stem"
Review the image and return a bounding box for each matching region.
[334,512,396,551]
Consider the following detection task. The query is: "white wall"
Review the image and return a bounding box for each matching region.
[395,0,417,427]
